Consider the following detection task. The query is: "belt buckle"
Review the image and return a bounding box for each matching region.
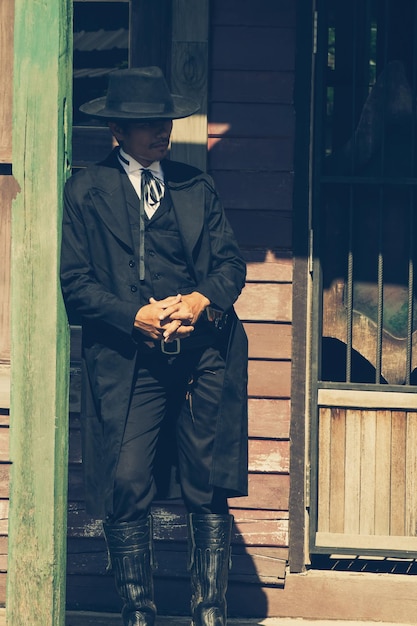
[161,338,181,355]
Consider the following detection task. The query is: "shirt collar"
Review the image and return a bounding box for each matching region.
[118,147,164,181]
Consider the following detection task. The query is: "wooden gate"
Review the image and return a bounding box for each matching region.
[310,0,417,557]
[315,393,417,554]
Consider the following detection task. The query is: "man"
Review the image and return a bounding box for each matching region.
[61,66,248,626]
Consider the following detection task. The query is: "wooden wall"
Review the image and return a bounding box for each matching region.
[0,0,297,615]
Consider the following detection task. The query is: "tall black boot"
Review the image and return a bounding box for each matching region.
[103,516,157,626]
[188,513,233,626]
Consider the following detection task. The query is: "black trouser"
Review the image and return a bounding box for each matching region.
[110,345,228,523]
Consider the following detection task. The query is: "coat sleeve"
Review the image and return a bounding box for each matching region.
[60,175,139,336]
[194,177,246,311]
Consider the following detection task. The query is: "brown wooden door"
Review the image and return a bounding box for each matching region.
[310,0,417,557]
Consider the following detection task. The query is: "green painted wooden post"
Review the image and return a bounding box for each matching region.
[7,1,72,624]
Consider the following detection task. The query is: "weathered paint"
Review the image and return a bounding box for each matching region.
[7,0,72,624]
[0,0,13,164]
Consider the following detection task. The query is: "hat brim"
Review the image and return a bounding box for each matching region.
[79,93,200,120]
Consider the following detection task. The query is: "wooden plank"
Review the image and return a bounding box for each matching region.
[210,70,294,104]
[318,388,417,410]
[249,440,289,474]
[245,323,291,359]
[315,532,417,552]
[343,409,361,535]
[210,103,294,138]
[374,410,392,535]
[359,410,376,535]
[232,508,288,522]
[244,255,293,284]
[208,137,294,171]
[0,0,14,162]
[248,361,291,398]
[226,209,292,250]
[7,0,72,624]
[248,399,290,439]
[390,411,407,536]
[317,408,331,533]
[170,0,209,171]
[0,500,10,535]
[0,467,10,499]
[329,408,345,533]
[212,170,294,211]
[0,366,10,411]
[235,283,292,322]
[0,535,8,553]
[0,428,9,461]
[405,412,417,537]
[0,177,19,363]
[229,474,290,511]
[211,26,295,72]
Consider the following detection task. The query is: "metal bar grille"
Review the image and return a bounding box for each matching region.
[316,0,417,388]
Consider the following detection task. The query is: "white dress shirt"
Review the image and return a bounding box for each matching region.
[118,147,165,218]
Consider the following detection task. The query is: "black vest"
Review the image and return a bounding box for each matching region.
[121,172,197,307]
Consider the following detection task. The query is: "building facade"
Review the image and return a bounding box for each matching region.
[1,0,417,623]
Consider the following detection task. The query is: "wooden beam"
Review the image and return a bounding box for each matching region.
[170,0,209,171]
[315,531,417,552]
[318,388,417,410]
[0,0,14,163]
[7,1,72,624]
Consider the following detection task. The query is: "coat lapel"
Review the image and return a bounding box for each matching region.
[164,164,205,264]
[88,153,135,252]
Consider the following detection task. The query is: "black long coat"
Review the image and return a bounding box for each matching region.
[61,150,248,519]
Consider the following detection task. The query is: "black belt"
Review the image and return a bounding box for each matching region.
[138,332,215,356]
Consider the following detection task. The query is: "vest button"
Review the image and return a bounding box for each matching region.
[130,285,138,292]
[148,250,155,257]
[153,273,161,280]
[129,259,135,267]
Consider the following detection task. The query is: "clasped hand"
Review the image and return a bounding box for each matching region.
[134,292,210,343]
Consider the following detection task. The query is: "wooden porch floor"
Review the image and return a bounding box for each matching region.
[65,615,400,626]
[0,607,409,625]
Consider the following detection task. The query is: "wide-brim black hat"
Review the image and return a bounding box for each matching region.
[79,66,200,120]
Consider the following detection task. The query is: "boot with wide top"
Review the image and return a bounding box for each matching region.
[188,513,233,626]
[103,516,156,626]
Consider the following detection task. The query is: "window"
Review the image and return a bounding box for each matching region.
[313,0,417,387]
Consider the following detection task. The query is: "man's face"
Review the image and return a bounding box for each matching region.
[109,119,173,167]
